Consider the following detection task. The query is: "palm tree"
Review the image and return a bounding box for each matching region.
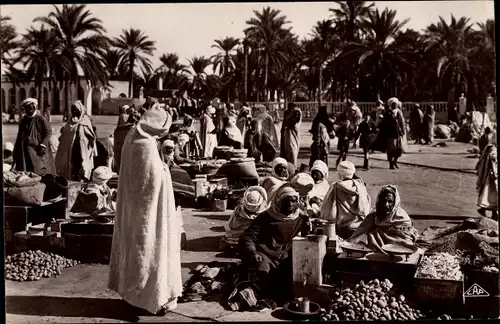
[35,4,110,113]
[103,49,129,81]
[245,6,293,100]
[20,25,62,113]
[188,56,212,100]
[211,37,240,76]
[340,8,411,100]
[329,1,374,100]
[0,16,19,65]
[425,15,478,107]
[156,53,189,90]
[112,28,156,98]
[4,56,27,116]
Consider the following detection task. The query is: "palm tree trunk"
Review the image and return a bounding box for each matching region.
[64,79,70,117]
[319,64,323,106]
[128,60,134,98]
[264,53,269,101]
[244,42,248,101]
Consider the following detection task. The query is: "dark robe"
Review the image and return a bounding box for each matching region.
[113,123,135,174]
[219,132,243,149]
[244,128,262,163]
[238,211,308,301]
[356,120,378,153]
[13,113,55,176]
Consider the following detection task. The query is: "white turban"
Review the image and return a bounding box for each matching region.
[122,104,130,110]
[243,186,268,214]
[271,157,289,180]
[92,166,113,185]
[337,161,356,180]
[311,160,329,179]
[4,142,14,152]
[21,98,38,109]
[177,133,190,147]
[207,105,216,114]
[290,172,315,196]
[387,97,400,108]
[162,139,175,148]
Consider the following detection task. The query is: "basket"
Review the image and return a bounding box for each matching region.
[4,182,46,206]
[211,199,227,212]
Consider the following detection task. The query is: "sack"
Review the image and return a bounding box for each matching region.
[70,190,100,214]
[4,182,46,206]
[435,125,451,139]
[4,171,41,187]
[41,174,68,201]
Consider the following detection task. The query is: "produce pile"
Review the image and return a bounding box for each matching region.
[317,279,424,321]
[415,253,463,280]
[5,250,80,282]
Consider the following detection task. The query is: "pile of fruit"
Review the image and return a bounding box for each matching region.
[416,253,463,280]
[318,279,424,321]
[5,250,80,282]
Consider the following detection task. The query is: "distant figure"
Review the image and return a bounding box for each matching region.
[409,104,424,144]
[336,118,352,167]
[479,127,493,154]
[117,105,130,127]
[43,105,52,122]
[345,100,363,148]
[200,105,217,158]
[255,104,279,162]
[12,98,55,175]
[476,144,498,219]
[309,122,330,168]
[355,112,378,170]
[56,100,97,181]
[219,116,243,149]
[422,105,436,145]
[448,104,459,124]
[236,106,252,140]
[8,104,16,123]
[280,102,302,167]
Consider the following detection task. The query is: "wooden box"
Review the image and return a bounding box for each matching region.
[414,275,465,307]
[61,222,114,236]
[292,235,327,286]
[11,230,64,255]
[464,295,500,319]
[211,199,227,212]
[63,233,113,264]
[464,268,500,296]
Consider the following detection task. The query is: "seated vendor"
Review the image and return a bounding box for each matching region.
[348,185,418,253]
[319,161,372,239]
[73,166,116,214]
[161,135,195,168]
[220,186,268,253]
[307,160,330,217]
[234,185,310,308]
[261,157,289,198]
[219,116,243,149]
[288,172,315,203]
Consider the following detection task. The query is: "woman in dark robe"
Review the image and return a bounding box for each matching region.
[117,105,130,127]
[280,102,302,167]
[180,114,202,158]
[422,105,436,145]
[309,122,330,168]
[231,185,310,309]
[409,104,424,144]
[355,112,378,170]
[219,116,243,149]
[12,98,55,175]
[311,105,334,136]
[244,119,262,162]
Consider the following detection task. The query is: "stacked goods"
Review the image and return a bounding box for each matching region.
[317,279,424,321]
[5,250,80,282]
[416,253,463,280]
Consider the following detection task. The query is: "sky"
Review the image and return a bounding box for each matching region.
[1,1,495,72]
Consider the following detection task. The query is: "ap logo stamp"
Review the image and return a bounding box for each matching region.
[464,284,490,297]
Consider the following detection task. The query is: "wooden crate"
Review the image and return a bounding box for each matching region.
[63,233,113,264]
[292,236,328,286]
[464,268,500,296]
[61,222,114,236]
[464,295,500,319]
[11,231,64,255]
[414,275,465,307]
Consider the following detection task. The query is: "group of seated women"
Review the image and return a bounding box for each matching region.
[221,157,419,310]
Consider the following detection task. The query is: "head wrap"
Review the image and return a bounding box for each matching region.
[242,186,268,214]
[311,160,329,180]
[184,114,194,127]
[177,133,190,147]
[207,105,216,115]
[92,166,113,185]
[21,98,38,109]
[163,139,175,148]
[240,106,251,117]
[290,172,315,196]
[121,105,130,114]
[268,185,300,221]
[337,160,356,180]
[138,103,172,137]
[374,185,410,225]
[387,97,400,109]
[271,157,289,180]
[4,142,14,152]
[376,100,384,106]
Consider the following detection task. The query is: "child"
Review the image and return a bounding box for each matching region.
[355,112,378,170]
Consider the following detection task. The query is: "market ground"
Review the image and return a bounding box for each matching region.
[3,116,482,323]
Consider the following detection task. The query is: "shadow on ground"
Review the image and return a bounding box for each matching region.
[191,213,231,221]
[6,295,143,322]
[210,226,225,233]
[185,236,222,252]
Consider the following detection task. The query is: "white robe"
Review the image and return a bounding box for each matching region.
[108,124,182,314]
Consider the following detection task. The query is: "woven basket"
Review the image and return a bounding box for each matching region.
[4,182,46,206]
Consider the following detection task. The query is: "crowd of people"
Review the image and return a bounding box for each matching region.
[3,94,497,316]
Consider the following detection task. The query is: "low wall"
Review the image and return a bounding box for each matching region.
[100,98,146,115]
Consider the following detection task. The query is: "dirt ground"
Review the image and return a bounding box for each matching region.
[3,115,484,323]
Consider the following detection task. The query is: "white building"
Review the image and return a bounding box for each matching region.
[1,74,130,115]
